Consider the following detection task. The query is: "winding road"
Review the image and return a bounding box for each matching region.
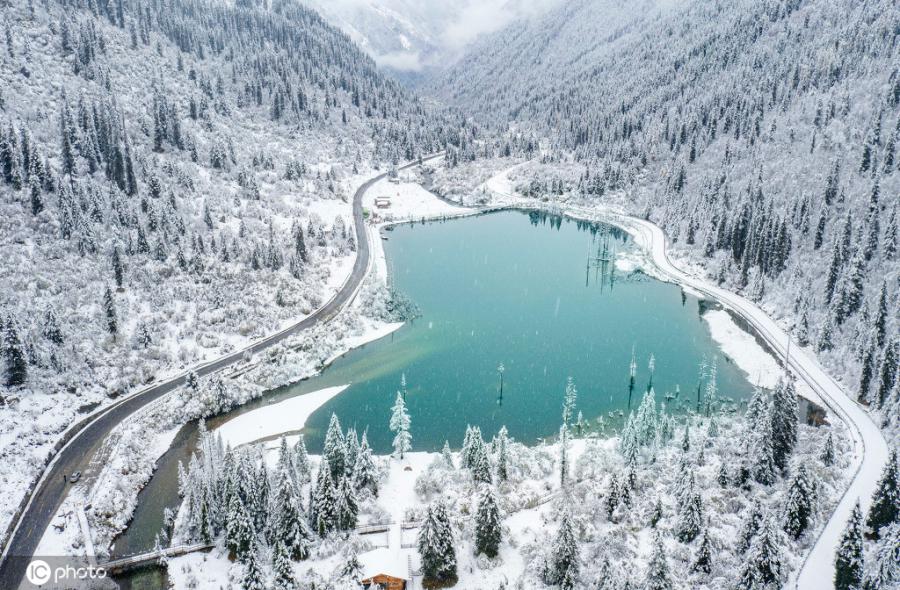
[591,208,890,590]
[0,155,439,590]
[485,176,889,588]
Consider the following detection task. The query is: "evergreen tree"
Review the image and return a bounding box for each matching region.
[240,542,266,590]
[875,341,898,408]
[389,390,412,459]
[112,245,124,288]
[736,501,763,555]
[495,426,509,482]
[41,306,63,345]
[691,529,712,574]
[835,502,864,590]
[752,411,778,485]
[311,460,337,535]
[3,316,27,387]
[271,538,297,590]
[873,283,888,348]
[353,432,378,496]
[676,471,703,543]
[271,471,311,560]
[344,427,360,478]
[862,522,900,590]
[474,485,502,558]
[771,378,798,469]
[644,532,673,590]
[821,431,836,466]
[545,508,579,589]
[418,500,456,584]
[335,475,359,531]
[783,464,816,539]
[441,440,455,469]
[859,343,878,404]
[225,494,254,561]
[738,515,786,590]
[865,451,899,539]
[293,435,311,484]
[323,413,346,479]
[471,437,493,485]
[103,285,117,335]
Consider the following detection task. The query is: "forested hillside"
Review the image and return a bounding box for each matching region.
[0,0,472,534]
[431,0,900,435]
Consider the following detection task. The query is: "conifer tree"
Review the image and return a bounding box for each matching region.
[3,316,27,387]
[862,522,899,590]
[771,378,798,469]
[495,426,509,482]
[821,431,836,466]
[103,285,117,335]
[866,451,899,539]
[875,341,898,408]
[344,427,360,477]
[752,412,778,485]
[418,500,456,584]
[783,464,815,539]
[736,501,763,555]
[112,245,124,288]
[41,307,63,345]
[271,538,297,590]
[835,502,864,590]
[545,508,579,589]
[336,475,359,531]
[676,471,703,543]
[311,461,337,536]
[240,542,266,590]
[738,515,786,589]
[271,471,311,560]
[474,485,502,558]
[691,529,712,574]
[644,532,673,590]
[323,413,346,479]
[442,440,455,469]
[293,435,311,484]
[225,494,254,561]
[353,432,378,496]
[389,390,412,459]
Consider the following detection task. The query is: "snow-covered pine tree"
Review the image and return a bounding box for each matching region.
[352,432,378,496]
[783,464,816,540]
[311,460,337,536]
[821,431,836,466]
[736,501,763,555]
[323,413,346,479]
[545,507,579,590]
[495,426,509,482]
[644,532,673,590]
[737,514,786,590]
[834,502,864,590]
[865,450,898,540]
[691,528,712,574]
[559,423,569,487]
[225,494,254,562]
[862,522,899,589]
[41,306,63,345]
[752,411,778,485]
[474,484,502,558]
[605,474,620,520]
[874,340,898,408]
[240,541,266,590]
[418,500,457,584]
[103,284,117,335]
[2,316,27,386]
[676,471,704,543]
[335,475,358,531]
[562,376,578,427]
[389,390,412,460]
[344,427,360,477]
[293,435,311,484]
[771,377,799,470]
[271,538,297,590]
[271,470,311,560]
[442,440,455,469]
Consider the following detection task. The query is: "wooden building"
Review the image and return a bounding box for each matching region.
[359,548,410,590]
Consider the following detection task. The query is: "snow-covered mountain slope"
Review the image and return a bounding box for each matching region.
[0,0,473,538]
[429,0,900,437]
[298,0,562,79]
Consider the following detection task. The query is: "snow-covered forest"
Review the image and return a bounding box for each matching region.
[431,0,900,440]
[0,0,476,540]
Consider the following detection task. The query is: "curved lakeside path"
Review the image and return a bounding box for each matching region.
[481,163,888,589]
[564,203,889,590]
[0,154,442,590]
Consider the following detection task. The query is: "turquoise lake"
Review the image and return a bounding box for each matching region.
[112,210,757,567]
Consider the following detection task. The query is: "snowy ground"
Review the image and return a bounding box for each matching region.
[363,176,470,224]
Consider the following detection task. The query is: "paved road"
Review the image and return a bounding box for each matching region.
[0,155,440,589]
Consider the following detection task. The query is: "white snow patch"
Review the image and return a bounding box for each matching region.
[703,309,782,390]
[215,385,349,448]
